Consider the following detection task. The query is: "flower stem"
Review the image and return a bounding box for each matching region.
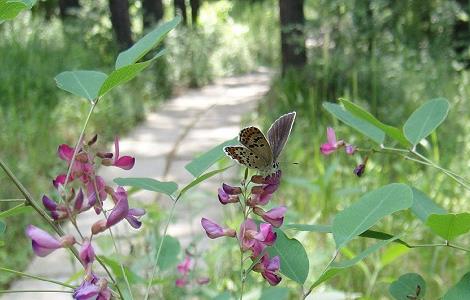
[0,267,76,289]
[0,290,73,294]
[144,196,178,300]
[0,198,25,202]
[63,100,97,189]
[303,249,339,299]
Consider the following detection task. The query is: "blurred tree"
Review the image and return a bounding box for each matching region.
[279,0,306,74]
[109,0,134,49]
[58,0,80,19]
[142,0,164,29]
[174,0,187,25]
[190,0,200,25]
[454,0,470,67]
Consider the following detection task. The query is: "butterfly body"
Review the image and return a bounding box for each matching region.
[224,112,296,175]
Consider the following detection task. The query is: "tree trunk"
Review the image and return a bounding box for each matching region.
[190,0,200,25]
[109,0,134,50]
[454,0,470,67]
[142,0,164,29]
[58,0,80,19]
[279,0,306,74]
[174,0,187,26]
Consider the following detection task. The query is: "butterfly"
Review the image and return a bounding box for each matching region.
[224,112,296,174]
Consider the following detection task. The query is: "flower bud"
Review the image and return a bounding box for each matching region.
[87,134,98,146]
[76,152,89,163]
[101,158,113,166]
[97,152,113,159]
[59,235,76,247]
[91,219,107,235]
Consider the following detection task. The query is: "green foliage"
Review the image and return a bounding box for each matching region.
[259,287,289,300]
[55,71,108,101]
[114,178,178,196]
[267,229,309,285]
[184,137,237,177]
[410,188,447,222]
[425,213,470,240]
[0,203,32,219]
[323,102,385,144]
[0,0,36,22]
[332,183,412,248]
[443,272,470,300]
[403,98,450,146]
[155,235,181,270]
[179,166,232,198]
[389,273,426,300]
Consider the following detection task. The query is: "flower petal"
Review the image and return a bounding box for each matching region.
[201,218,224,239]
[114,156,135,170]
[326,127,337,145]
[58,144,74,161]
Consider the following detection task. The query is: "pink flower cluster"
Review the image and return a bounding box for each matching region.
[320,127,368,177]
[175,255,209,288]
[25,136,145,299]
[201,171,285,286]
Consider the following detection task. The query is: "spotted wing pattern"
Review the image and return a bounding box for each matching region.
[238,126,273,167]
[224,146,271,170]
[267,112,296,161]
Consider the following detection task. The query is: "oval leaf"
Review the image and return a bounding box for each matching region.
[55,71,108,101]
[260,287,289,300]
[403,98,450,146]
[178,166,231,198]
[267,229,309,284]
[323,102,385,144]
[389,273,426,300]
[99,51,164,97]
[114,177,178,196]
[115,16,181,69]
[443,272,470,300]
[185,137,237,177]
[332,183,412,248]
[0,1,27,21]
[155,235,181,270]
[340,99,410,147]
[425,213,470,240]
[411,188,446,223]
[312,236,401,289]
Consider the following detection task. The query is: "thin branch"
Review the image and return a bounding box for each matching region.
[0,267,76,289]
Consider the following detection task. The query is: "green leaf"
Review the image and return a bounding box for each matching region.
[99,50,164,97]
[267,229,309,284]
[99,256,144,284]
[185,137,238,177]
[178,166,231,198]
[340,99,410,146]
[411,188,446,222]
[285,223,411,247]
[115,16,181,69]
[389,273,426,300]
[55,71,108,101]
[213,292,233,300]
[403,98,450,146]
[283,223,332,233]
[425,213,470,240]
[311,236,401,289]
[0,0,27,21]
[0,203,33,219]
[323,102,385,144]
[380,244,410,267]
[443,272,470,300]
[114,177,178,196]
[155,235,180,270]
[0,221,5,235]
[332,183,412,248]
[260,287,289,300]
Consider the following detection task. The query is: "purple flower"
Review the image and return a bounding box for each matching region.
[248,171,281,207]
[196,277,210,285]
[253,254,282,286]
[354,163,366,177]
[79,239,95,266]
[239,219,277,251]
[320,127,345,155]
[112,136,135,170]
[345,144,356,155]
[201,218,236,239]
[25,225,76,257]
[218,187,239,205]
[254,206,287,228]
[91,187,145,234]
[57,144,93,183]
[42,195,68,221]
[86,176,107,210]
[175,278,187,288]
[177,256,192,276]
[73,276,111,300]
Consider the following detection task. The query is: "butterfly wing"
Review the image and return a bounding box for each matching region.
[224,126,273,171]
[238,126,273,167]
[224,146,272,170]
[267,112,296,161]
